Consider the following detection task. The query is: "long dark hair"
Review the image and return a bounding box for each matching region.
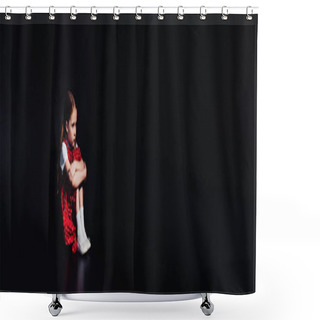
[57,90,77,194]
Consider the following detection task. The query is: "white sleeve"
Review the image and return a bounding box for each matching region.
[60,142,68,172]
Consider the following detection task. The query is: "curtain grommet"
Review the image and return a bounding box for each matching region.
[246,6,253,20]
[177,6,184,20]
[70,6,77,20]
[135,6,142,20]
[90,6,97,21]
[25,6,32,20]
[157,6,164,20]
[200,6,207,20]
[113,6,120,21]
[5,6,12,20]
[221,6,228,20]
[49,6,55,20]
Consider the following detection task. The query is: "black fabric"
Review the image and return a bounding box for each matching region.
[0,14,257,294]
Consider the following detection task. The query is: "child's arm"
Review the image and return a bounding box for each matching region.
[73,161,87,184]
[70,160,86,173]
[65,159,87,189]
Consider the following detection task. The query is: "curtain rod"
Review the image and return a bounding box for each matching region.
[0,6,259,15]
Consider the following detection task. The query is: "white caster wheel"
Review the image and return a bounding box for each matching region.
[200,293,214,316]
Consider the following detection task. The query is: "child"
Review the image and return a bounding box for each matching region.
[57,90,91,255]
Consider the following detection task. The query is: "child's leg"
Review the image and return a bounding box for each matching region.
[79,186,89,240]
[79,186,84,208]
[76,188,83,245]
[76,186,91,254]
[76,188,80,216]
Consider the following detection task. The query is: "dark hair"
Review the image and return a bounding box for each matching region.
[57,90,77,193]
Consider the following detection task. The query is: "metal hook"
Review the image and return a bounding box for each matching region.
[221,6,228,20]
[113,6,120,21]
[70,6,77,20]
[5,6,12,20]
[157,6,164,20]
[90,6,97,20]
[200,6,207,20]
[25,6,32,20]
[246,6,253,21]
[177,6,184,20]
[135,6,142,20]
[49,6,55,20]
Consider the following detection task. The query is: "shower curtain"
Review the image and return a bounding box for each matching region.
[0,11,257,294]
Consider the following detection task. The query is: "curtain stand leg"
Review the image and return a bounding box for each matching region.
[200,293,214,316]
[48,294,63,317]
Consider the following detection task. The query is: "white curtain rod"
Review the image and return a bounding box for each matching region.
[0,6,258,15]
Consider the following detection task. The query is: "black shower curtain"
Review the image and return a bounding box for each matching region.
[0,13,257,294]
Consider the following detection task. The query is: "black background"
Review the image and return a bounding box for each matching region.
[0,14,257,294]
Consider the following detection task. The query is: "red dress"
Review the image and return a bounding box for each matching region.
[60,138,82,253]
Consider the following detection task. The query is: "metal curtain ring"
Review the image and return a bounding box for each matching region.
[246,6,253,20]
[177,6,184,20]
[135,6,142,20]
[113,6,120,20]
[221,6,228,20]
[49,6,55,20]
[5,6,12,20]
[25,6,32,20]
[90,6,97,20]
[200,6,207,20]
[70,6,77,20]
[157,6,164,20]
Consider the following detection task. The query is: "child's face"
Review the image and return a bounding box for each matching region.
[66,107,77,148]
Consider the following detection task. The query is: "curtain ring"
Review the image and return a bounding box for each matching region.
[200,6,207,20]
[70,6,77,20]
[177,6,184,20]
[113,6,120,20]
[5,6,12,20]
[49,6,55,20]
[221,6,228,20]
[25,6,32,20]
[135,6,142,20]
[157,6,164,20]
[246,6,253,21]
[90,6,97,20]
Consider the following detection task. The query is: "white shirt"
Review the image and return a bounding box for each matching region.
[60,141,78,173]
